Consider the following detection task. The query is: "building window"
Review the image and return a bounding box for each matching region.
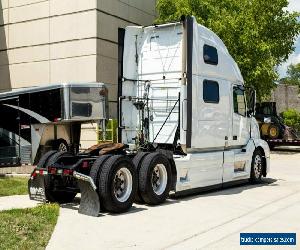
[203,80,219,103]
[233,87,246,116]
[203,44,218,65]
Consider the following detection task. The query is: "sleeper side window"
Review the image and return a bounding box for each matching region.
[203,80,219,103]
[203,44,218,65]
[233,87,246,116]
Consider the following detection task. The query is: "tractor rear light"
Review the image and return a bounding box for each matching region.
[63,169,73,175]
[38,169,48,175]
[82,161,89,169]
[31,171,37,178]
[49,167,57,175]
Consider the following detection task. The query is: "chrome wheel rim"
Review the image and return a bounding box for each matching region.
[58,143,68,152]
[113,167,132,202]
[254,155,262,178]
[152,164,168,195]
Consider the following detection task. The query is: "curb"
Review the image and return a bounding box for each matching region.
[0,174,31,178]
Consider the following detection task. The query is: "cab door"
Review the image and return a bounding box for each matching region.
[229,85,250,147]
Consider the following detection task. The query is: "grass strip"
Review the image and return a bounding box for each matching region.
[0,204,59,250]
[0,177,28,197]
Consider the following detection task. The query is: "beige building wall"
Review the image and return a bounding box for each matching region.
[0,0,156,149]
[270,84,300,114]
[96,0,156,115]
[0,0,99,90]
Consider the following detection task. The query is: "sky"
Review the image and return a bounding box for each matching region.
[278,0,300,77]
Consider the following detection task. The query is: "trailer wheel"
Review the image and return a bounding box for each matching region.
[250,150,263,183]
[37,150,58,168]
[98,155,137,213]
[132,152,149,203]
[139,153,172,205]
[53,139,69,152]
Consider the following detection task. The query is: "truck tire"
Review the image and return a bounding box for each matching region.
[89,155,112,187]
[37,150,58,168]
[132,152,149,203]
[45,151,76,203]
[98,155,137,213]
[89,155,112,211]
[139,153,172,205]
[250,150,263,183]
[46,151,73,167]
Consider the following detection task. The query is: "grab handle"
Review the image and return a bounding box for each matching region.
[118,96,126,129]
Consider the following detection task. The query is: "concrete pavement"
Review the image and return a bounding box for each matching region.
[47,150,300,250]
[0,195,39,211]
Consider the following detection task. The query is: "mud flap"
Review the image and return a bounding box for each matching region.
[28,171,46,203]
[73,172,100,217]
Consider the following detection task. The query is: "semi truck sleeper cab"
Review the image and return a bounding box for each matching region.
[28,16,270,217]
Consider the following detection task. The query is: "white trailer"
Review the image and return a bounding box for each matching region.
[28,17,270,216]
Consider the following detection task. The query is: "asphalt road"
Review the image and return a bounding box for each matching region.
[47,149,300,250]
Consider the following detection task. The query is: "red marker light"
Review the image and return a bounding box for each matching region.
[82,161,89,168]
[49,167,56,175]
[63,169,73,175]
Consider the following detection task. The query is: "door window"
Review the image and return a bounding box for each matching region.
[233,87,246,116]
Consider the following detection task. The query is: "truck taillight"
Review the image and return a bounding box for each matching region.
[63,169,73,175]
[49,167,57,175]
[82,161,89,168]
[37,169,48,175]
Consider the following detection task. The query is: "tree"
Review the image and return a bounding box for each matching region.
[280,63,300,86]
[156,0,300,100]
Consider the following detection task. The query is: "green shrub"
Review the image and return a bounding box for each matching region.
[281,109,300,132]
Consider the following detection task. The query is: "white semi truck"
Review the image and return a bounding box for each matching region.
[28,17,270,216]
